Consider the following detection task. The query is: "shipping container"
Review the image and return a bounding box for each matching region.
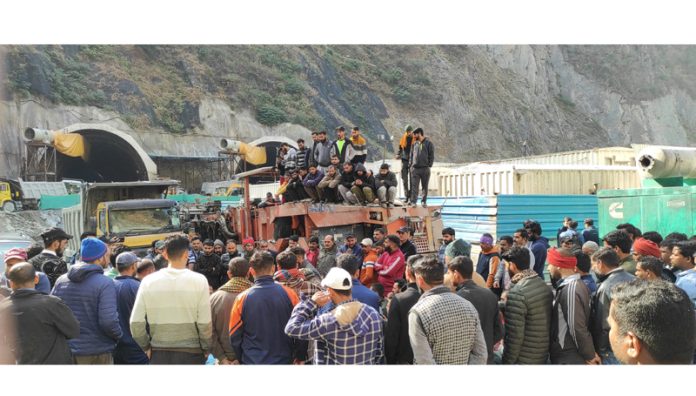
[438,164,639,196]
[478,146,637,167]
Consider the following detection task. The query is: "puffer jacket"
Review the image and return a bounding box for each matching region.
[374,171,398,189]
[353,163,375,190]
[502,269,553,364]
[51,263,123,356]
[303,169,325,187]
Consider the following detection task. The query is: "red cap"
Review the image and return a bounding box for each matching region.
[547,247,577,269]
[242,238,255,245]
[3,248,28,264]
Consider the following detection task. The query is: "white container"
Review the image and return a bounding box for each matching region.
[438,164,640,196]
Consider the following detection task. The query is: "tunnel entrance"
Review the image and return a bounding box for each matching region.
[56,129,149,182]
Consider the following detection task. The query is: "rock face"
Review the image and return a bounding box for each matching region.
[2,45,696,180]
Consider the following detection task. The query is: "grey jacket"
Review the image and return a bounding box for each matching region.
[375,171,398,189]
[590,267,635,353]
[408,285,487,365]
[409,138,435,169]
[313,139,332,167]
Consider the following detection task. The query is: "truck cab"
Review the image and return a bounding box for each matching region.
[96,199,181,254]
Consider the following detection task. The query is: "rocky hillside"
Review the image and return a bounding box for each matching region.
[2,45,696,176]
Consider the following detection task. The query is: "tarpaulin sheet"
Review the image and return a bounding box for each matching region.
[39,194,80,210]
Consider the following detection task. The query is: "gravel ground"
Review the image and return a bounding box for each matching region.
[0,210,64,242]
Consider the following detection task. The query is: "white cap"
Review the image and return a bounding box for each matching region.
[320,268,353,290]
[361,238,373,247]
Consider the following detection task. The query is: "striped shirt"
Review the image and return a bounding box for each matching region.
[130,267,212,352]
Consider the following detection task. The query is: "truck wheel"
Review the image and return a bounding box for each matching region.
[2,201,16,213]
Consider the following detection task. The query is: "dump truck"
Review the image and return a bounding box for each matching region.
[63,180,183,256]
[0,178,73,212]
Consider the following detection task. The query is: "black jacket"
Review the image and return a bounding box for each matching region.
[0,289,79,364]
[400,240,418,260]
[590,268,635,353]
[353,164,375,190]
[28,252,67,288]
[375,171,398,189]
[385,283,421,364]
[338,169,357,190]
[409,138,435,169]
[456,280,504,364]
[195,253,224,290]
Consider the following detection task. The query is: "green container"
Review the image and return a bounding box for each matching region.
[598,187,696,237]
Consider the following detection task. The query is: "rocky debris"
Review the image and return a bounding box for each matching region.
[0,210,63,243]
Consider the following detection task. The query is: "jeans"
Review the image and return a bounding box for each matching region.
[410,167,431,204]
[599,350,621,365]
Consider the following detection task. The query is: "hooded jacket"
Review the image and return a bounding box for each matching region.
[476,246,500,288]
[302,169,325,188]
[313,139,332,167]
[0,288,80,364]
[353,163,375,190]
[285,296,384,364]
[502,269,553,364]
[51,263,123,356]
[375,170,398,189]
[530,236,550,278]
[409,137,435,169]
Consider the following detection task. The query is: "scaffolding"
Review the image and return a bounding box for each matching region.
[23,141,57,181]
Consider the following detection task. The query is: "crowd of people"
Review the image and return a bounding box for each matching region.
[1,215,695,365]
[274,125,434,208]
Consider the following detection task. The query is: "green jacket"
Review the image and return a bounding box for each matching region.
[502,269,553,364]
[619,255,636,275]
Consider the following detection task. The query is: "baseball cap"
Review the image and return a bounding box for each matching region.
[397,226,411,234]
[154,240,166,250]
[321,267,353,290]
[116,252,140,268]
[3,248,27,264]
[40,227,73,243]
[361,238,373,247]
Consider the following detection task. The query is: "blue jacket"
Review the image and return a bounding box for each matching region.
[1,271,51,294]
[319,279,381,314]
[530,236,550,279]
[229,275,305,364]
[51,263,123,356]
[112,275,148,364]
[302,169,325,188]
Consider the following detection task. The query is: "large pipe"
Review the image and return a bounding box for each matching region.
[24,127,60,144]
[220,138,241,151]
[638,146,696,179]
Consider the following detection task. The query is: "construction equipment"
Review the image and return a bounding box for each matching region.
[226,167,443,253]
[63,180,182,255]
[0,178,70,212]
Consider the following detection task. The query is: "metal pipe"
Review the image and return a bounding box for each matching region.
[23,127,59,144]
[220,138,241,151]
[638,146,696,179]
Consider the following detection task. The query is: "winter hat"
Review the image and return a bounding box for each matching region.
[81,237,108,262]
[321,267,352,290]
[154,240,166,250]
[479,235,494,245]
[214,239,225,247]
[547,247,577,269]
[116,252,140,269]
[633,238,660,258]
[3,248,27,264]
[404,125,413,132]
[242,237,255,246]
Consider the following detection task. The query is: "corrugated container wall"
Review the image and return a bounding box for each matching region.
[438,165,639,196]
[478,147,637,167]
